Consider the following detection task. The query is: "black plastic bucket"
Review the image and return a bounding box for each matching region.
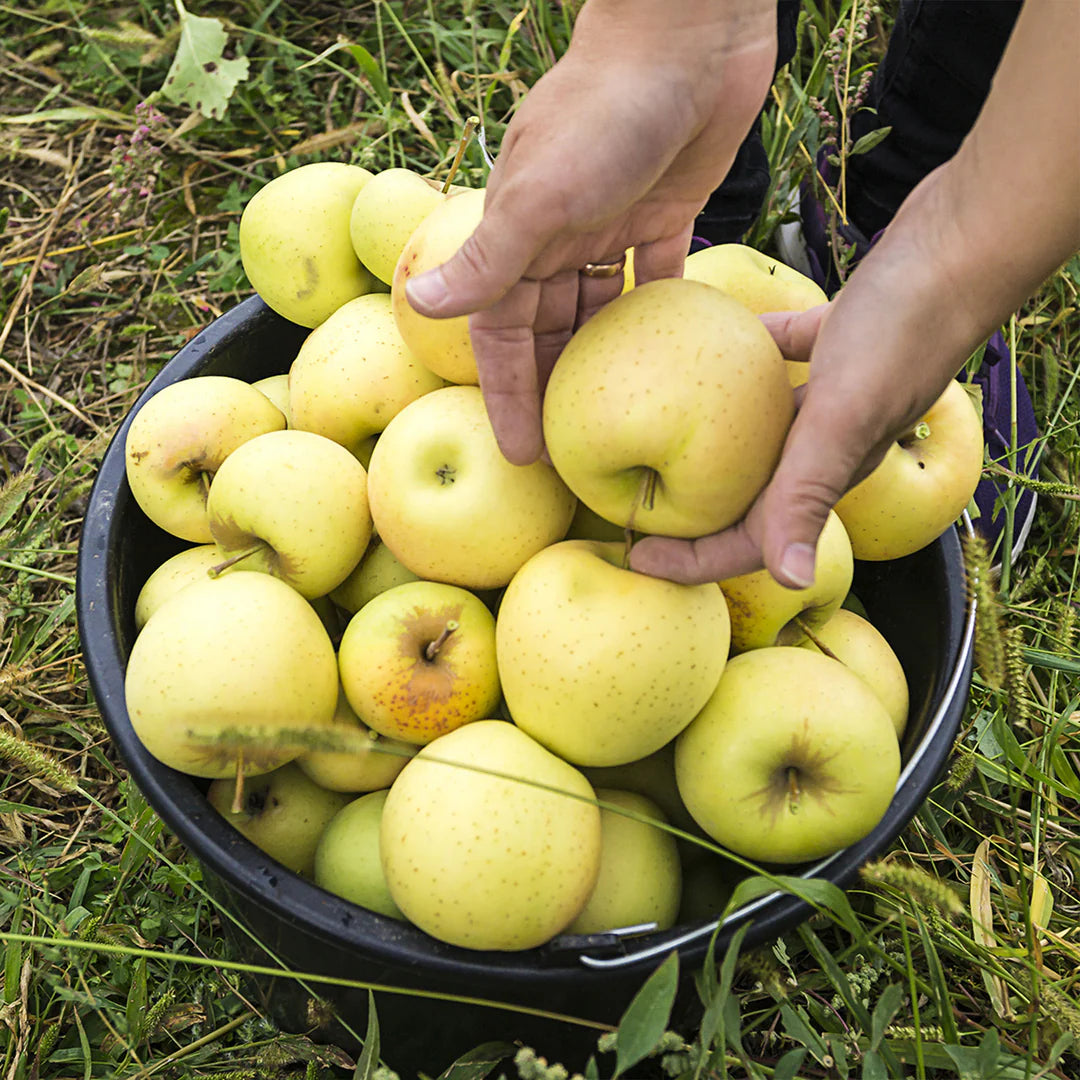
[76,295,975,1075]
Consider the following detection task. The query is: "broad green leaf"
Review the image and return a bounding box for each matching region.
[346,44,391,105]
[869,984,905,1052]
[613,950,678,1078]
[699,922,749,1057]
[725,874,864,941]
[849,126,893,156]
[773,1049,807,1080]
[353,991,380,1080]
[126,958,148,1043]
[779,1003,830,1065]
[861,1049,887,1080]
[436,1042,517,1080]
[161,0,250,120]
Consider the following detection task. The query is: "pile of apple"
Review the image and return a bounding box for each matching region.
[119,160,984,953]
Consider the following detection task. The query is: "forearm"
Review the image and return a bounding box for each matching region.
[853,0,1079,377]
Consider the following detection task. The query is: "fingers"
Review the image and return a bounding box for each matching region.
[469,279,544,465]
[759,304,829,362]
[630,226,694,288]
[575,261,627,330]
[406,192,557,320]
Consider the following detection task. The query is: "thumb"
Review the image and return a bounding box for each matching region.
[756,387,886,587]
[404,193,553,319]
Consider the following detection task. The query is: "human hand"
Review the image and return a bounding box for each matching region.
[403,0,776,465]
[629,232,983,588]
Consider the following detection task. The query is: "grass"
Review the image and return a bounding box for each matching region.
[1,0,1078,1077]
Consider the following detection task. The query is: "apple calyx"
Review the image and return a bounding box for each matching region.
[424,619,460,661]
[435,464,456,485]
[441,115,479,194]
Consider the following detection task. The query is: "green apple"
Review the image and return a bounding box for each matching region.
[239,161,376,328]
[834,379,984,559]
[391,187,485,384]
[542,279,794,538]
[288,293,445,460]
[367,385,576,589]
[338,580,500,745]
[683,243,828,314]
[380,720,602,950]
[329,534,421,615]
[206,428,372,599]
[566,789,681,935]
[719,509,854,652]
[496,540,731,766]
[125,573,339,779]
[206,761,352,877]
[295,686,417,792]
[798,608,910,737]
[349,167,447,284]
[134,543,222,630]
[314,790,405,919]
[250,374,292,425]
[125,375,286,542]
[675,647,900,864]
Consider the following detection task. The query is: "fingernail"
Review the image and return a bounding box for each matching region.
[779,542,816,588]
[405,269,449,313]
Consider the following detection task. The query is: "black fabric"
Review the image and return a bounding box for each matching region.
[695,0,1023,244]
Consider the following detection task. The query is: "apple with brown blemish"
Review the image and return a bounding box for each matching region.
[675,647,900,864]
[337,580,500,745]
[125,375,285,543]
[206,428,372,600]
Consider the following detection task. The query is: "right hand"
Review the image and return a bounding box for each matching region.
[404,0,777,464]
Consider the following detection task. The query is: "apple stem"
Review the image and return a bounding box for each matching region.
[787,765,801,803]
[425,619,460,660]
[793,615,841,661]
[199,470,212,503]
[231,753,245,815]
[622,468,659,569]
[442,116,479,194]
[208,543,263,578]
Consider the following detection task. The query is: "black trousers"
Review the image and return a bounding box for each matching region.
[695,0,1024,244]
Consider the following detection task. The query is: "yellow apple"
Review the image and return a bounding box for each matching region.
[206,761,352,878]
[250,374,292,425]
[683,243,828,314]
[125,573,339,779]
[834,379,984,559]
[496,539,731,766]
[239,162,376,327]
[206,429,372,599]
[125,375,286,543]
[719,509,854,652]
[566,788,681,935]
[542,279,794,538]
[295,686,417,792]
[329,534,421,615]
[288,293,445,459]
[134,543,222,630]
[798,608,909,737]
[349,167,447,284]
[337,580,500,745]
[676,647,900,864]
[367,385,576,589]
[380,720,602,950]
[391,187,485,384]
